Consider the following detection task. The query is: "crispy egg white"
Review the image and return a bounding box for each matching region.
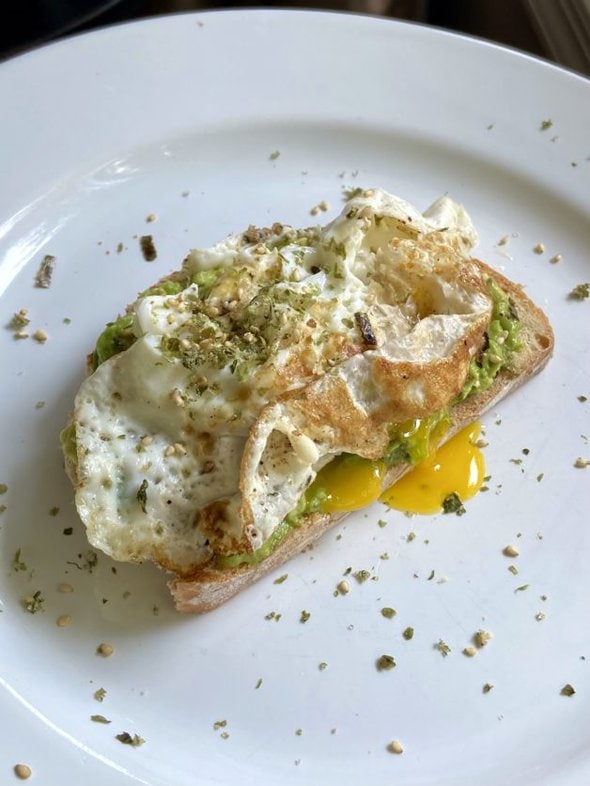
[72,189,492,573]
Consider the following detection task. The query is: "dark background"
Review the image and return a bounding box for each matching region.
[1,0,589,76]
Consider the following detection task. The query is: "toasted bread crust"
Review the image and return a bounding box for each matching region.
[169,260,554,612]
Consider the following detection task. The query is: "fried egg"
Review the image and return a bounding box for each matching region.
[71,188,493,575]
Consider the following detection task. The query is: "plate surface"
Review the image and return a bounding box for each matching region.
[0,10,589,786]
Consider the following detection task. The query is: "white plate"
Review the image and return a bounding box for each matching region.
[1,10,589,786]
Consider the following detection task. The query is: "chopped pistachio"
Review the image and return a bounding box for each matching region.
[483,683,494,694]
[213,720,227,730]
[377,518,388,528]
[381,607,397,619]
[318,662,328,671]
[508,565,519,575]
[540,119,553,130]
[94,687,107,702]
[96,642,114,657]
[0,483,8,494]
[269,150,280,160]
[13,764,32,780]
[402,627,414,641]
[560,684,575,697]
[533,243,545,254]
[336,580,350,595]
[354,569,371,583]
[32,329,48,343]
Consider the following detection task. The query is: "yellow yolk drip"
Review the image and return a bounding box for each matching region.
[315,454,386,513]
[380,422,485,514]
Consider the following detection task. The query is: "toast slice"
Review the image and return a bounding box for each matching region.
[169,260,553,612]
[62,189,553,612]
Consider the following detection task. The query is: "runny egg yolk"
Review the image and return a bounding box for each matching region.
[316,454,385,513]
[380,422,485,514]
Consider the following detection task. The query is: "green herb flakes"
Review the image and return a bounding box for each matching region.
[93,687,107,702]
[318,662,328,671]
[0,483,7,495]
[273,574,288,585]
[442,493,466,515]
[300,610,311,623]
[568,283,590,300]
[136,479,149,513]
[12,549,27,572]
[91,715,111,724]
[435,639,451,657]
[540,119,553,131]
[115,732,145,747]
[9,310,29,329]
[483,683,494,694]
[377,519,388,528]
[342,186,364,200]
[376,654,396,671]
[255,678,263,690]
[402,627,414,641]
[515,584,530,593]
[213,720,227,730]
[22,591,44,614]
[508,565,519,575]
[381,607,397,619]
[561,683,575,697]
